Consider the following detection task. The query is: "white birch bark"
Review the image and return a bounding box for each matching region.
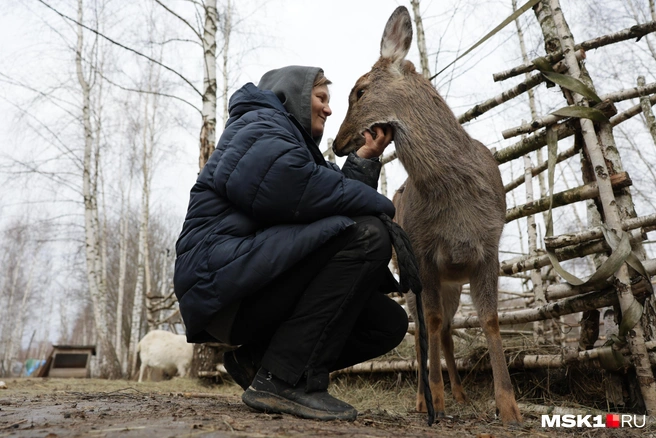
[75,0,120,378]
[128,91,152,376]
[1,252,21,374]
[638,76,656,145]
[7,261,36,372]
[410,0,431,80]
[221,0,231,126]
[115,140,132,376]
[199,0,218,170]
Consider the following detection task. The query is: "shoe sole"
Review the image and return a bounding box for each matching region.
[242,389,357,421]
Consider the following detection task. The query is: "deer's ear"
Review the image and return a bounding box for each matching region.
[380,6,412,65]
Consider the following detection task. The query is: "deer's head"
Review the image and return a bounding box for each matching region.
[333,6,414,156]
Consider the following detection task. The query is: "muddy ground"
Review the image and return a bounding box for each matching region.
[1,377,655,437]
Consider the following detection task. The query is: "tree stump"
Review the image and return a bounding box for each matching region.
[189,342,232,379]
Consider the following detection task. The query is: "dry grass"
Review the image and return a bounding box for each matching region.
[330,330,642,418]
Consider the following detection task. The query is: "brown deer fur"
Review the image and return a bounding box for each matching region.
[333,6,522,425]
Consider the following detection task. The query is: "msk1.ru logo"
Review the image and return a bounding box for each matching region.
[541,414,646,428]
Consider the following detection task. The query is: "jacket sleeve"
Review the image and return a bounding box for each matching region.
[215,121,394,223]
[340,152,382,189]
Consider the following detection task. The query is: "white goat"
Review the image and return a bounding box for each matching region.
[137,330,193,382]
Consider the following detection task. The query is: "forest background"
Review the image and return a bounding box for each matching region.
[0,0,654,378]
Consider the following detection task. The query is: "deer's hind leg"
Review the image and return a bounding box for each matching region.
[470,261,522,425]
[440,284,467,404]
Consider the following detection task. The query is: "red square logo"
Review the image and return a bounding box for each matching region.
[606,414,620,428]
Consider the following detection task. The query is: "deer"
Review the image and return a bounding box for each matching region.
[332,6,522,425]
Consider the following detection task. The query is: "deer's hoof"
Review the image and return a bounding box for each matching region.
[498,407,523,426]
[453,391,468,404]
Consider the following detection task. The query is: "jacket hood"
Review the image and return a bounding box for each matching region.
[257,65,324,145]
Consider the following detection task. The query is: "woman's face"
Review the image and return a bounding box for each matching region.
[310,85,332,138]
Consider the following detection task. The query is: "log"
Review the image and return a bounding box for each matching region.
[493,21,656,82]
[457,73,544,124]
[544,213,656,250]
[452,288,618,329]
[495,119,576,164]
[505,172,632,223]
[610,94,656,125]
[495,96,654,165]
[545,258,656,301]
[502,97,618,140]
[504,144,579,193]
[500,229,644,278]
[512,402,606,417]
[605,80,656,103]
[457,59,574,125]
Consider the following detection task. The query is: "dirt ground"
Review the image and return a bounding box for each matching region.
[1,377,655,438]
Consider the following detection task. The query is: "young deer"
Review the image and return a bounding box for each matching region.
[333,6,522,425]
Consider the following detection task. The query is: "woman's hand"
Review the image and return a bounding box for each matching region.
[356,125,393,159]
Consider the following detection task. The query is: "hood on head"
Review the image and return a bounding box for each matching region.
[258,65,324,145]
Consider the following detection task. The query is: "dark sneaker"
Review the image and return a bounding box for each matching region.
[223,348,258,391]
[241,368,357,421]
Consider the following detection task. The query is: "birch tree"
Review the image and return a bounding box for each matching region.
[75,0,121,378]
[128,60,160,376]
[154,0,217,171]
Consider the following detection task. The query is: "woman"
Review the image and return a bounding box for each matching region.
[174,65,408,421]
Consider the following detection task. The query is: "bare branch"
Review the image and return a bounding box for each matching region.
[34,0,202,97]
[153,0,202,40]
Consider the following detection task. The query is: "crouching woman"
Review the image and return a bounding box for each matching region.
[174,66,408,421]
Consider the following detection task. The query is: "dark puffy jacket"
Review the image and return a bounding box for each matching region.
[174,83,395,342]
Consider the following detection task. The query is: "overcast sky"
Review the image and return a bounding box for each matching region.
[1,0,652,239]
[0,0,540,219]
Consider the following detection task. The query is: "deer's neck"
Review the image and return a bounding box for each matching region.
[393,119,472,194]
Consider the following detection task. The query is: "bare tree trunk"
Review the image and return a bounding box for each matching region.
[199,0,218,170]
[128,90,153,376]
[1,247,22,374]
[8,262,36,370]
[221,0,231,126]
[115,158,132,376]
[75,0,121,379]
[410,0,431,80]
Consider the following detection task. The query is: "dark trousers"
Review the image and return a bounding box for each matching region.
[227,216,408,391]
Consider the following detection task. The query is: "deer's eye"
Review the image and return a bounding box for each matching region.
[356,89,365,100]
